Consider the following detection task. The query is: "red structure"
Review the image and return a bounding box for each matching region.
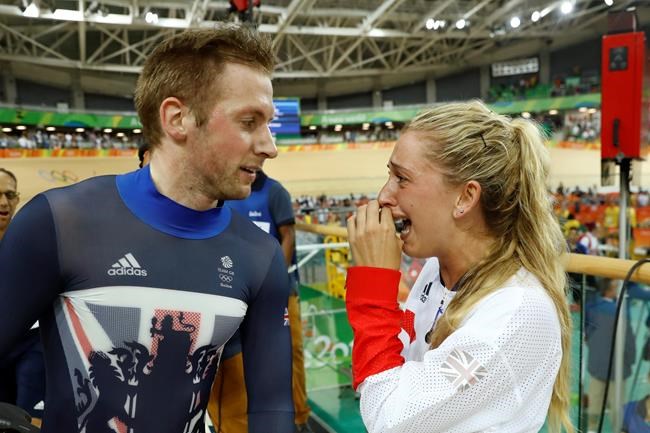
[601,31,648,160]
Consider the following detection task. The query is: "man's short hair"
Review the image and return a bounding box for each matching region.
[138,142,150,168]
[134,23,274,147]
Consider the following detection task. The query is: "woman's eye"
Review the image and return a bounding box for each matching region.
[388,171,407,184]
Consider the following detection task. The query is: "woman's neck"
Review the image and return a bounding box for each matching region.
[439,233,494,290]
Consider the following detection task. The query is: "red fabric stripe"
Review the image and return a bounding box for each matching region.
[346,266,405,389]
[65,298,93,360]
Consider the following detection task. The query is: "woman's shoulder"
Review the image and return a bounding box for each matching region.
[462,269,561,339]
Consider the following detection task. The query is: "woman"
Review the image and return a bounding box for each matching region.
[345,100,572,433]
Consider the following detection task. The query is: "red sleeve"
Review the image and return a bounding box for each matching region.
[345,266,405,390]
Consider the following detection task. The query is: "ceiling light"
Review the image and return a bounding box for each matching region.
[604,0,613,5]
[560,1,574,14]
[103,128,112,133]
[456,19,466,30]
[15,125,27,130]
[75,128,85,132]
[521,112,531,119]
[133,129,142,133]
[549,109,558,115]
[308,125,317,130]
[540,6,554,17]
[510,16,521,28]
[531,11,541,22]
[46,126,56,132]
[426,18,435,30]
[2,128,12,133]
[588,108,597,114]
[116,132,125,137]
[578,107,588,113]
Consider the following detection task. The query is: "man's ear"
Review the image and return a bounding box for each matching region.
[160,97,191,142]
[453,180,482,218]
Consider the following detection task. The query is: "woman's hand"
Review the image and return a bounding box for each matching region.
[347,200,403,270]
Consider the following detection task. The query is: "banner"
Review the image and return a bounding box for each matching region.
[301,93,601,126]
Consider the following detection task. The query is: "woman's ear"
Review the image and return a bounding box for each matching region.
[454,180,482,218]
[160,97,191,142]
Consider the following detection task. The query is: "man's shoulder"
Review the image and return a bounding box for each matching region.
[43,175,116,201]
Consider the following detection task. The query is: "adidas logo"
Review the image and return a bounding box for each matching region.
[107,253,148,277]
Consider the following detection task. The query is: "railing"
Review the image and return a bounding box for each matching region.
[297,222,650,284]
[295,222,650,433]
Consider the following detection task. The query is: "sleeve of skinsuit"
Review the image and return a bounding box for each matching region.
[240,243,294,432]
[0,195,61,356]
[268,182,295,227]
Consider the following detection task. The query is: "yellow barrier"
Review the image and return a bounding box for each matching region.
[296,222,650,284]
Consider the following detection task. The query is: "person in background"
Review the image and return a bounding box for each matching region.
[578,222,600,256]
[585,278,636,433]
[0,24,294,433]
[0,168,19,242]
[0,168,46,426]
[345,100,573,433]
[622,395,650,433]
[209,170,312,432]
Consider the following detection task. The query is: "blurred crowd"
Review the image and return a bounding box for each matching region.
[0,129,143,150]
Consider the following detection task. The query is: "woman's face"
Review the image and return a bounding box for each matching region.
[378,130,461,258]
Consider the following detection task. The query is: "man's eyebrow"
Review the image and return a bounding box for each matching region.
[236,107,275,121]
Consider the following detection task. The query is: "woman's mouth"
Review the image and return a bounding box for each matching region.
[394,218,411,235]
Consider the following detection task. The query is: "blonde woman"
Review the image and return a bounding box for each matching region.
[346,100,572,433]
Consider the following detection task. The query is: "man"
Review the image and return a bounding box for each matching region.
[0,24,294,433]
[585,278,636,433]
[0,168,46,425]
[0,168,19,242]
[208,170,311,432]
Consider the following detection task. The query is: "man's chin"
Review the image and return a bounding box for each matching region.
[225,186,252,201]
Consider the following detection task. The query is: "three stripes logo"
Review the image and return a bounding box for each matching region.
[107,253,148,277]
[420,281,433,303]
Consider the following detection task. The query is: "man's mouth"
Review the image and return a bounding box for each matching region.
[240,166,259,174]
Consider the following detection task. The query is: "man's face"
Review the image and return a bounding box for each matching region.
[0,172,19,232]
[183,62,277,201]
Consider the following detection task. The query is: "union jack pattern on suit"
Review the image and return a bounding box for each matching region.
[440,349,487,391]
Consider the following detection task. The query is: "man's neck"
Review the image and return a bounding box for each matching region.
[148,146,218,211]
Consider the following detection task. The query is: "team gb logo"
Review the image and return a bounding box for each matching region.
[221,256,234,269]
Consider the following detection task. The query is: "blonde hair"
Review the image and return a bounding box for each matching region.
[134,23,274,147]
[406,100,572,433]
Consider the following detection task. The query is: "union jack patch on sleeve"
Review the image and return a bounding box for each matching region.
[441,349,487,392]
